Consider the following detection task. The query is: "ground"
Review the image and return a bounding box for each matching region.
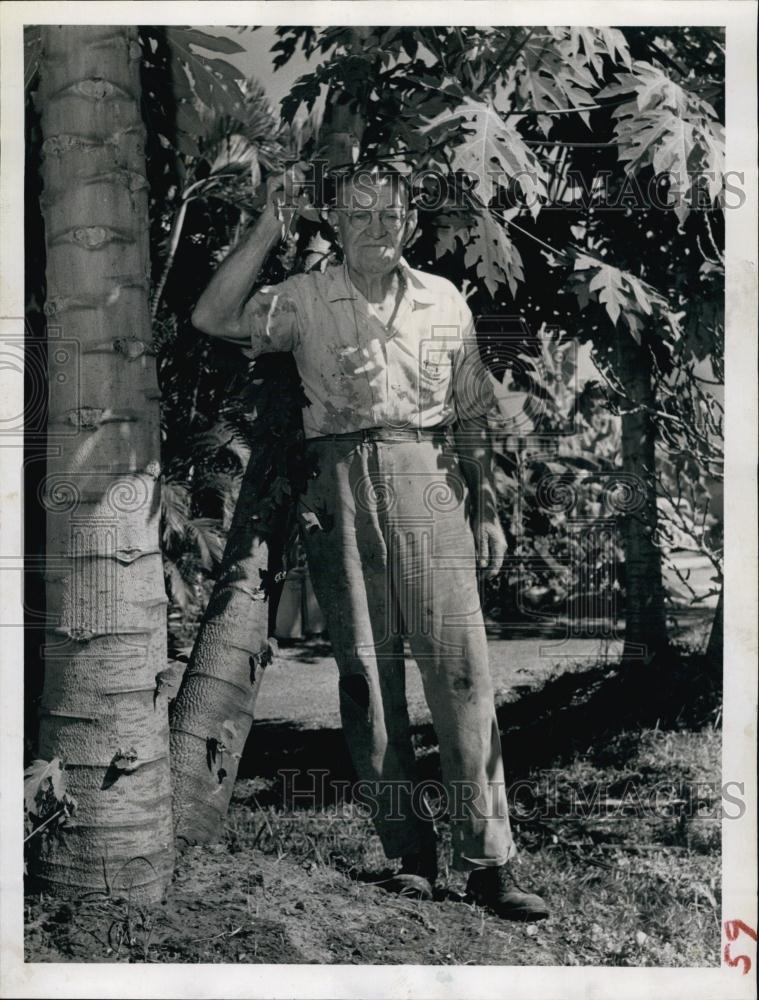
[24,626,721,966]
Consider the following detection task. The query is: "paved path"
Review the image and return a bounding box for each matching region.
[258,546,716,731]
[256,635,624,730]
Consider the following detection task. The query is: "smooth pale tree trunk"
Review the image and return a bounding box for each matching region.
[617,332,670,662]
[32,26,173,902]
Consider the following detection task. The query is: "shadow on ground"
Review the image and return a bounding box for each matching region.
[240,648,721,810]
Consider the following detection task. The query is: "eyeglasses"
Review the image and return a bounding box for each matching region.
[344,209,407,231]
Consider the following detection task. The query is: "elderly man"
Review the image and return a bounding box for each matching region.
[192,165,548,921]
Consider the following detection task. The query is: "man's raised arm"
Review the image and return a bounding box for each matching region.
[191,166,306,345]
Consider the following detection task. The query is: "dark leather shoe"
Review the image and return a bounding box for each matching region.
[385,871,435,900]
[466,864,549,921]
[382,833,438,900]
[400,844,438,885]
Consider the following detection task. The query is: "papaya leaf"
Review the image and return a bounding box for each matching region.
[433,213,471,259]
[175,101,204,142]
[516,31,599,127]
[464,212,525,298]
[695,122,725,201]
[569,252,659,343]
[167,27,247,119]
[588,264,626,326]
[597,61,690,114]
[280,73,325,122]
[184,29,246,56]
[599,61,725,219]
[421,98,548,210]
[558,27,631,76]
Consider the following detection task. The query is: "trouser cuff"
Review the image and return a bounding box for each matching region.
[454,840,519,871]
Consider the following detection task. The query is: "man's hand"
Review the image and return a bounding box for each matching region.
[474,517,507,580]
[452,418,507,581]
[192,162,312,343]
[262,163,314,236]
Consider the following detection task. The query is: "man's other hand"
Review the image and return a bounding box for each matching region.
[475,518,507,580]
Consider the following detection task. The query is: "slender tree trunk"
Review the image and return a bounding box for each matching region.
[169,445,287,843]
[32,26,173,902]
[617,332,670,662]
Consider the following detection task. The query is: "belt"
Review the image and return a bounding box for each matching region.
[306,424,453,444]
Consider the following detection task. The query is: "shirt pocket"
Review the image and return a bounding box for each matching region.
[418,356,453,405]
[419,356,453,384]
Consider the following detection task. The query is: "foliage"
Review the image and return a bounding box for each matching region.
[24,757,77,866]
[598,61,725,219]
[483,334,625,622]
[275,26,724,622]
[567,250,682,345]
[150,24,723,629]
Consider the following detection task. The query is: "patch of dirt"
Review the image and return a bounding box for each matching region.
[25,843,557,965]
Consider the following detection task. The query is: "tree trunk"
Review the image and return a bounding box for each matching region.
[617,332,670,662]
[32,26,173,902]
[169,444,287,844]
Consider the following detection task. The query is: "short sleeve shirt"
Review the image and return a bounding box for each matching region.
[241,258,498,439]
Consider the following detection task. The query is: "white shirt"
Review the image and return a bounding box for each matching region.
[243,258,497,439]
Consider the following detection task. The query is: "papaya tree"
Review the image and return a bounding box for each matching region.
[30,25,173,901]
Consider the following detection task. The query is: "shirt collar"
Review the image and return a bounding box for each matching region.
[326,258,437,307]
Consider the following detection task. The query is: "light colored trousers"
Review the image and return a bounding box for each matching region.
[297,427,516,870]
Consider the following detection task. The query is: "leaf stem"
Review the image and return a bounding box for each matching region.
[490,209,571,262]
[24,808,64,844]
[503,96,630,117]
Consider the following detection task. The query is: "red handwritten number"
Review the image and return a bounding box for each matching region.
[723,920,757,975]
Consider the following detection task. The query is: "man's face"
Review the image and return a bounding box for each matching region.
[330,177,416,278]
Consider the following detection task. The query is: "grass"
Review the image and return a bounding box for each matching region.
[222,725,721,967]
[24,650,722,966]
